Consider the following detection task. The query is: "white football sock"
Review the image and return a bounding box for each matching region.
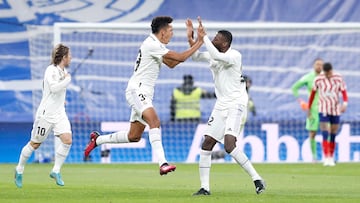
[52,143,71,173]
[230,146,261,181]
[148,128,167,166]
[199,149,212,191]
[16,142,35,174]
[96,131,129,145]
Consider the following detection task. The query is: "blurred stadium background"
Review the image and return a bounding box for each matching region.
[0,0,359,164]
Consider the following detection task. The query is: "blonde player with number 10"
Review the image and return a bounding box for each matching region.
[14,43,73,188]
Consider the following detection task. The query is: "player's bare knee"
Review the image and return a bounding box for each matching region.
[59,133,72,145]
[224,135,236,153]
[330,125,338,134]
[309,132,316,138]
[201,136,216,151]
[62,139,72,145]
[320,123,329,131]
[142,108,161,128]
[128,134,141,142]
[147,119,161,128]
[224,144,235,154]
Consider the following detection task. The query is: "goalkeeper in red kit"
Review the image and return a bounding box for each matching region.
[308,62,348,166]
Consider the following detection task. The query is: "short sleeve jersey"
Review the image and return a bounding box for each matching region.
[312,72,346,116]
[36,64,71,123]
[126,33,169,98]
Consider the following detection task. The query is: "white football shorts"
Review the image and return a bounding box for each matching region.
[30,115,71,143]
[204,104,247,143]
[126,88,154,125]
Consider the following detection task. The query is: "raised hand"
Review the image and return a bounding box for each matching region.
[185,18,194,40]
[197,16,203,28]
[196,16,206,42]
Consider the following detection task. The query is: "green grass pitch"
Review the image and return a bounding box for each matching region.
[1,163,359,203]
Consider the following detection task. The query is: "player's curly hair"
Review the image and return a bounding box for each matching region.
[151,16,173,34]
[218,30,233,46]
[51,43,69,65]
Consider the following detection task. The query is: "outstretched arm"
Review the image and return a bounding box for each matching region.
[163,17,206,68]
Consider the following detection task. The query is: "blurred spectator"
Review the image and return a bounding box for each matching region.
[170,74,215,122]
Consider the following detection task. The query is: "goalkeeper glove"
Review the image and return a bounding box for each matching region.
[298,98,309,111]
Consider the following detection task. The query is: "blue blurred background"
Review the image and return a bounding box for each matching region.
[1,0,359,163]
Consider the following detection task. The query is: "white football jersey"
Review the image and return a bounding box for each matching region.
[36,64,71,123]
[192,36,248,110]
[126,33,169,98]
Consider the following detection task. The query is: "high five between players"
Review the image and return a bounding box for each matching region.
[84,16,206,175]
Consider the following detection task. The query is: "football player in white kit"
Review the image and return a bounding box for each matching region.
[187,18,266,195]
[14,44,73,188]
[84,16,206,175]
